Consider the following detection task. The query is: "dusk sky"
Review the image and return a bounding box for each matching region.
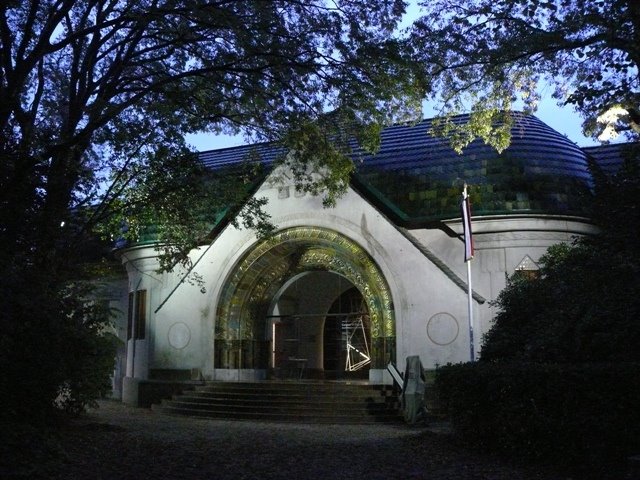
[187,1,599,153]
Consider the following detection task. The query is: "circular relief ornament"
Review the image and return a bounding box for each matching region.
[168,322,191,350]
[427,312,459,346]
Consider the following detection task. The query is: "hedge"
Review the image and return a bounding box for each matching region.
[435,362,640,474]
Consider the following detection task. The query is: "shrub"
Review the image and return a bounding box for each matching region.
[435,362,640,476]
[1,273,118,423]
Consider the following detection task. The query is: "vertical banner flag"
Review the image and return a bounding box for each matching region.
[461,184,474,262]
[461,183,475,361]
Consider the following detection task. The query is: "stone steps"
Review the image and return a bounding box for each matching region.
[152,381,403,424]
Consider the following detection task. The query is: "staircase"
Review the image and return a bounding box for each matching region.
[152,381,402,424]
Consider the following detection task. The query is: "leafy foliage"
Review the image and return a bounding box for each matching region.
[435,362,640,478]
[0,274,118,421]
[0,0,425,273]
[416,4,640,474]
[438,147,640,476]
[0,0,424,422]
[52,284,121,415]
[482,146,640,363]
[410,0,640,148]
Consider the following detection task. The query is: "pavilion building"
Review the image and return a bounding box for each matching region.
[114,113,623,405]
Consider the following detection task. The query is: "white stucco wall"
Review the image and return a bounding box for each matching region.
[118,170,596,381]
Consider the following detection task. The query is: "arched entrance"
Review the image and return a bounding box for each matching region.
[214,227,395,380]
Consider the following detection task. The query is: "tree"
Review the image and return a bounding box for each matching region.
[409,4,640,469]
[481,145,640,363]
[409,0,640,151]
[0,0,423,420]
[1,0,423,268]
[405,0,640,362]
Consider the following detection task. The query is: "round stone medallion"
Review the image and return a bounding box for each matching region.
[427,312,459,346]
[168,322,191,350]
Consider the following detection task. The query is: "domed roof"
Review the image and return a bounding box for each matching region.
[352,113,594,223]
[198,113,596,226]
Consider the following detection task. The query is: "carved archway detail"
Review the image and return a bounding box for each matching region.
[215,227,395,369]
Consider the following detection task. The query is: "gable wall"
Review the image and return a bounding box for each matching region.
[120,169,596,382]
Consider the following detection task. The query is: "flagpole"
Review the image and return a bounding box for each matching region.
[461,183,475,362]
[467,258,475,362]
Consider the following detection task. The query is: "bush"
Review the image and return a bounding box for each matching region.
[0,271,118,423]
[435,362,640,477]
[482,242,640,363]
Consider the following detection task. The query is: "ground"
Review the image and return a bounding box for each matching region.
[3,400,570,479]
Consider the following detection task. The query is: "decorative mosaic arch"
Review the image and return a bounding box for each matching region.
[214,226,395,369]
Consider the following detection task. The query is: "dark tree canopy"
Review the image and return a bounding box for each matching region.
[481,146,640,363]
[1,0,423,269]
[0,0,423,419]
[410,0,640,151]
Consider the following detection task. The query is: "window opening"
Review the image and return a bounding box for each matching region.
[514,255,540,280]
[127,289,147,340]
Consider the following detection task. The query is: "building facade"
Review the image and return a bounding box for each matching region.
[116,114,616,405]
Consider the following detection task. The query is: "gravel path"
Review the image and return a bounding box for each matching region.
[5,400,566,480]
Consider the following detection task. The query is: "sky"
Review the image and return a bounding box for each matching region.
[186,1,599,153]
[186,100,596,153]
